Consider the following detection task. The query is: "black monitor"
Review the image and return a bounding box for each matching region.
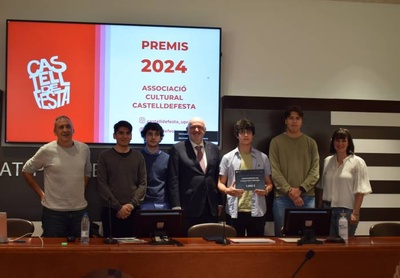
[134,209,184,245]
[282,208,332,245]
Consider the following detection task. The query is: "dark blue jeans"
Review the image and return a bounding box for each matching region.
[140,202,170,210]
[42,207,87,238]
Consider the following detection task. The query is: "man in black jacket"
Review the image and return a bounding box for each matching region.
[168,117,220,235]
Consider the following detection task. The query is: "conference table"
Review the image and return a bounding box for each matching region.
[0,237,399,278]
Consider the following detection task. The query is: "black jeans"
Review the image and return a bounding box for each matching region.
[230,212,265,237]
[102,207,136,238]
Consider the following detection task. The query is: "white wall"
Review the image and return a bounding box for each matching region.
[1,0,399,101]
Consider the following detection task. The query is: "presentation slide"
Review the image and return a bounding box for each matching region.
[5,20,221,145]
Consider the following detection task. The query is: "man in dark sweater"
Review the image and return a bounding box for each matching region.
[97,120,147,237]
[140,122,170,210]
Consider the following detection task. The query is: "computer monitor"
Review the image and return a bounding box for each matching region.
[282,208,332,244]
[134,209,184,245]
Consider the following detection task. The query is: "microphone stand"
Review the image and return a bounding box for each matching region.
[216,194,230,245]
[104,197,118,244]
[291,250,315,278]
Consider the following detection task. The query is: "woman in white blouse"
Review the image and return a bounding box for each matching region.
[317,128,372,237]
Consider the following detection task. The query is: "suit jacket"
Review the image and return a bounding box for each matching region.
[168,139,220,218]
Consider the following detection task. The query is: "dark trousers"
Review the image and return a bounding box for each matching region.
[42,207,86,238]
[229,212,265,237]
[101,207,136,238]
[183,203,217,236]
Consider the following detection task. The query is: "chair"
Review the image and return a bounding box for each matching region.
[369,222,400,237]
[187,223,237,237]
[7,218,35,237]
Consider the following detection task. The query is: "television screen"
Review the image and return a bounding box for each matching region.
[282,208,332,237]
[5,20,221,145]
[133,209,184,240]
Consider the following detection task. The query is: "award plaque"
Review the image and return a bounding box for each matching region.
[235,169,265,191]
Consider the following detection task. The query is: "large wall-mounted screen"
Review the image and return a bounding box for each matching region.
[5,20,221,145]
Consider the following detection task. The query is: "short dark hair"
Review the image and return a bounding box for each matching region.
[284,105,304,119]
[233,118,255,137]
[329,128,355,155]
[113,120,132,134]
[140,122,164,140]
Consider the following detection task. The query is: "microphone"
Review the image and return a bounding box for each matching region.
[291,250,315,278]
[216,195,230,245]
[103,197,118,244]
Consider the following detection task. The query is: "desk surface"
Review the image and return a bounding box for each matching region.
[1,237,399,278]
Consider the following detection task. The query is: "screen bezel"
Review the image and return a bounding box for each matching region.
[133,209,184,238]
[282,208,332,237]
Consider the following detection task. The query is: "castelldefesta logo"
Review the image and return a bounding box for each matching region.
[27,55,71,110]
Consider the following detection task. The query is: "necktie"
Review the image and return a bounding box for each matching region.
[195,146,206,173]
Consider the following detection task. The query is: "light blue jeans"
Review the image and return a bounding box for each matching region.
[273,195,315,236]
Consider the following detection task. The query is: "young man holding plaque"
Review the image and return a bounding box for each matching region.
[218,118,273,237]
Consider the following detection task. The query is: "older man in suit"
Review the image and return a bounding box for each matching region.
[168,117,220,235]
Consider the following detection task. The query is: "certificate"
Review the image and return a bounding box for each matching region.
[235,169,265,191]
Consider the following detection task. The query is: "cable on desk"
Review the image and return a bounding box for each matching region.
[8,233,33,242]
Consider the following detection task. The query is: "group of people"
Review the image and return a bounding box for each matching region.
[21,105,372,239]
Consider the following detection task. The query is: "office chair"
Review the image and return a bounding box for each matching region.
[187,223,237,237]
[369,222,400,237]
[7,218,35,237]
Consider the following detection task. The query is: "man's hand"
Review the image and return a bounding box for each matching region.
[117,204,134,219]
[225,183,244,198]
[288,187,304,207]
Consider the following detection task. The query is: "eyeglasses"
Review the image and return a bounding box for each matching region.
[239,130,253,135]
[189,125,205,130]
